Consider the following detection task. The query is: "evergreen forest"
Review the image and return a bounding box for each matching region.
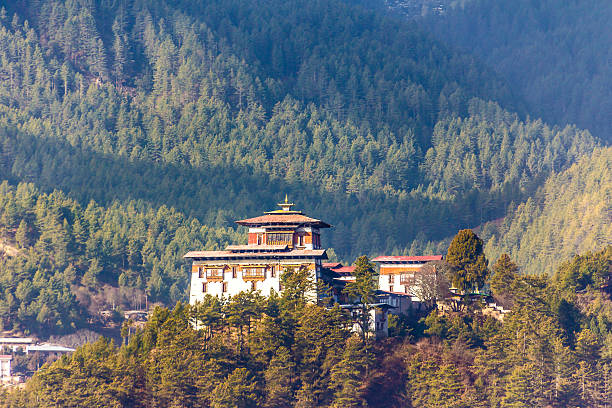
[0,0,610,405]
[2,246,612,407]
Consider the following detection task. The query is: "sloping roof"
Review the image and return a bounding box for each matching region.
[0,337,34,344]
[323,262,343,269]
[236,213,331,228]
[26,344,75,353]
[225,244,288,251]
[376,289,410,297]
[184,249,327,259]
[372,255,444,263]
[333,266,356,274]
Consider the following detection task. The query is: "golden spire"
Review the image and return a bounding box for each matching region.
[278,194,294,212]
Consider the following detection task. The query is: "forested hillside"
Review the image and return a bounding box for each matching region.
[0,181,239,334]
[482,146,612,276]
[0,0,596,256]
[426,0,612,142]
[0,0,605,336]
[2,247,612,407]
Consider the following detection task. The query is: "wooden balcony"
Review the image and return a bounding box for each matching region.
[243,269,266,281]
[206,270,224,281]
[266,240,292,247]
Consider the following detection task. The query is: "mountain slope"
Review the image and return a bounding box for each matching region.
[426,0,612,142]
[0,2,596,260]
[482,146,612,275]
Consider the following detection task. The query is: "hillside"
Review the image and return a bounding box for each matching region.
[0,0,603,337]
[482,146,612,275]
[426,0,612,142]
[0,0,596,258]
[3,246,612,407]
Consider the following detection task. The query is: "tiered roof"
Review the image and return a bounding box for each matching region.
[235,196,331,228]
[372,255,443,263]
[184,249,326,260]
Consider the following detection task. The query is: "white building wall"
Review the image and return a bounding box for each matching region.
[189,260,320,304]
[377,263,427,301]
[0,359,10,378]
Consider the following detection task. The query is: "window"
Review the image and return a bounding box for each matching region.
[202,282,207,292]
[270,266,276,278]
[243,268,265,279]
[198,266,204,279]
[232,267,237,279]
[389,285,394,293]
[206,268,224,280]
[251,281,256,291]
[222,282,228,293]
[388,274,394,283]
[266,233,293,245]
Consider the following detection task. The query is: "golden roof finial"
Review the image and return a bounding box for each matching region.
[278,194,294,212]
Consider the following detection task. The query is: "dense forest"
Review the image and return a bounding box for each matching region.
[0,0,607,338]
[2,245,612,407]
[0,181,239,334]
[482,146,612,276]
[426,0,612,143]
[0,0,610,405]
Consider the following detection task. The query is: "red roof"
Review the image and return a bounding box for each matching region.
[184,249,327,259]
[333,266,356,274]
[236,213,331,228]
[225,244,288,251]
[323,262,343,269]
[372,255,444,263]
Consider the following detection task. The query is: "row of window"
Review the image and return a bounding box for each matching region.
[253,233,315,247]
[202,280,283,293]
[198,266,276,279]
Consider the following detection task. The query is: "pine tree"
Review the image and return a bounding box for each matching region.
[211,368,261,408]
[344,256,379,342]
[264,347,296,408]
[502,363,536,407]
[490,253,518,298]
[329,337,367,408]
[446,229,489,293]
[15,219,29,248]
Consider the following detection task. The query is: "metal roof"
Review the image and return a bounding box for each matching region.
[236,213,331,228]
[184,249,327,259]
[372,255,444,263]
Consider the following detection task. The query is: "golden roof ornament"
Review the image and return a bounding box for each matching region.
[278,194,295,212]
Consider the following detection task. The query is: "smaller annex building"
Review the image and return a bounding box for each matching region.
[373,255,444,301]
[184,198,334,303]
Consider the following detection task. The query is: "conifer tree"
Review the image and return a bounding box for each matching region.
[15,219,29,248]
[329,337,368,408]
[211,368,261,408]
[446,229,489,293]
[264,346,296,408]
[344,256,379,342]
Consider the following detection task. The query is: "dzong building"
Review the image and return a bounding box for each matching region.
[184,197,335,303]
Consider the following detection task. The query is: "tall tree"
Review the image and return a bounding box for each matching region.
[446,229,489,293]
[344,255,379,342]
